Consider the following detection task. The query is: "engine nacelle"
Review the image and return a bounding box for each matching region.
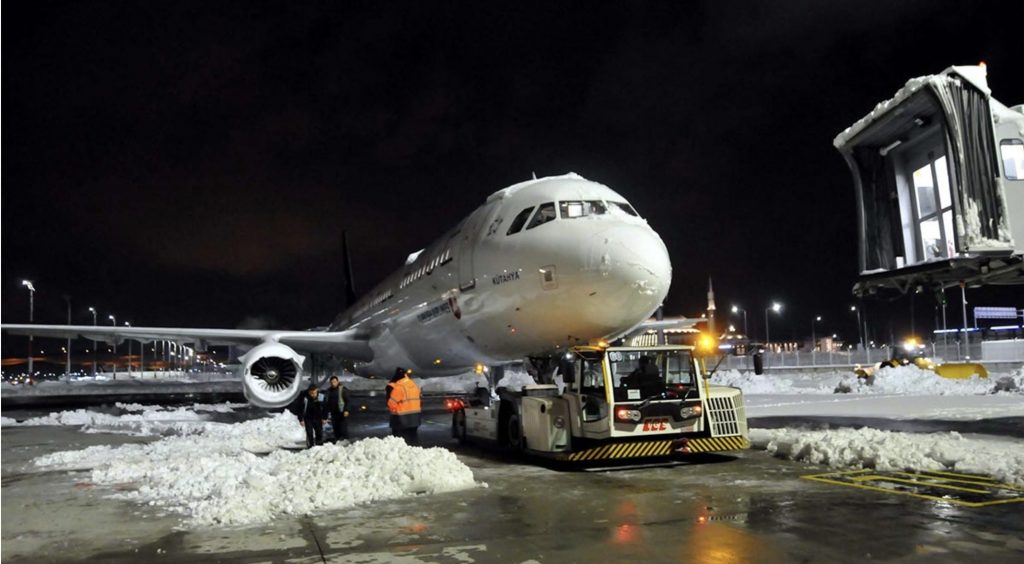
[239,342,306,408]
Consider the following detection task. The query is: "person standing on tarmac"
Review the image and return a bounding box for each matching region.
[296,384,327,448]
[326,375,351,442]
[386,367,422,445]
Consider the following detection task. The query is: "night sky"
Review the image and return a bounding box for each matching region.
[4,1,1023,347]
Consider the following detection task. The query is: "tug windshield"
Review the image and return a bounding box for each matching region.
[607,350,695,402]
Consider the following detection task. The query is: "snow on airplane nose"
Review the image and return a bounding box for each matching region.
[579,223,672,335]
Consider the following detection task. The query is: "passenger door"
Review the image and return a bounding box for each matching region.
[456,202,498,291]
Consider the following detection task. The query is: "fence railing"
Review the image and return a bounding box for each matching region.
[717,340,1021,371]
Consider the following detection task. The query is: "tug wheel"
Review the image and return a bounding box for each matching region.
[506,412,525,451]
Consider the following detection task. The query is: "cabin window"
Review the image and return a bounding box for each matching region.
[609,201,639,217]
[1002,139,1024,180]
[911,154,955,260]
[559,200,608,218]
[526,202,557,230]
[506,206,534,235]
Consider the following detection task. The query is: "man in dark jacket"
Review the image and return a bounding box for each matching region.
[296,384,327,448]
[622,355,663,399]
[325,375,351,442]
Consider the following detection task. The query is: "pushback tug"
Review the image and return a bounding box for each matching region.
[450,341,749,463]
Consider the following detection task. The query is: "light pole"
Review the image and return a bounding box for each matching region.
[765,302,782,350]
[109,315,117,379]
[22,281,35,376]
[850,305,865,350]
[124,322,132,377]
[811,315,821,365]
[88,307,97,376]
[731,305,749,340]
[63,295,72,381]
[140,335,145,378]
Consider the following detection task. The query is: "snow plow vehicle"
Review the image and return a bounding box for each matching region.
[854,338,988,382]
[450,344,749,463]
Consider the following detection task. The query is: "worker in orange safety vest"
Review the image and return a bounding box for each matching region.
[386,367,422,445]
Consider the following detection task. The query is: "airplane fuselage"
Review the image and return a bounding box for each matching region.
[330,173,672,377]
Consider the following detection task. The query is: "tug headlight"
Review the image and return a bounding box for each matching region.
[615,408,642,423]
[443,398,465,412]
[679,405,702,419]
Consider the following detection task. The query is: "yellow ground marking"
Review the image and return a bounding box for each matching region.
[801,469,1024,508]
[890,471,1024,492]
[914,469,994,480]
[848,475,990,494]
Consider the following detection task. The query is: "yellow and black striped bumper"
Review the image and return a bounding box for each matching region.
[561,435,750,462]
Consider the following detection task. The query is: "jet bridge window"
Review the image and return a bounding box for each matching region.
[525,202,556,230]
[1002,139,1024,180]
[559,200,608,218]
[506,206,534,235]
[911,154,955,261]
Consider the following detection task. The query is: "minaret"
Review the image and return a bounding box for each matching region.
[706,277,717,337]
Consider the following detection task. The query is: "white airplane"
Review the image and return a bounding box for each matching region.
[4,173,676,407]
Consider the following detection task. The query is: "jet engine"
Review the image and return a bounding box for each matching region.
[239,342,306,408]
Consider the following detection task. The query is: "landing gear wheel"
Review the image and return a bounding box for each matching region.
[506,412,524,451]
[453,409,467,444]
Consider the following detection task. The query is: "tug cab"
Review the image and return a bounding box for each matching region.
[452,344,749,463]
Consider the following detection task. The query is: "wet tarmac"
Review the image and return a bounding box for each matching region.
[3,413,1023,563]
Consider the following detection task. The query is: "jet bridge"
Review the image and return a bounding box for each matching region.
[834,64,1024,296]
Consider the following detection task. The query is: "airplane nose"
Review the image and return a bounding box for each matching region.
[583,224,672,327]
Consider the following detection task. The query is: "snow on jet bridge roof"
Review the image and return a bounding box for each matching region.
[833,65,993,150]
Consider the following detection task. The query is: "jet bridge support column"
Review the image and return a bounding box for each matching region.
[960,283,970,361]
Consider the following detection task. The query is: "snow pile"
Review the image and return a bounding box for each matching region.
[495,368,537,391]
[115,402,245,413]
[745,393,1024,420]
[416,372,487,394]
[712,370,835,394]
[751,427,1024,486]
[714,366,1022,397]
[1,405,219,436]
[34,413,481,527]
[839,364,1018,396]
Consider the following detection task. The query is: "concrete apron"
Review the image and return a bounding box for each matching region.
[3,414,1023,563]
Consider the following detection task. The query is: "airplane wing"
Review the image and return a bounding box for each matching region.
[626,319,700,333]
[0,324,374,361]
[623,317,701,336]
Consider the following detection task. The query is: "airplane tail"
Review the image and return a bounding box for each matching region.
[341,231,357,308]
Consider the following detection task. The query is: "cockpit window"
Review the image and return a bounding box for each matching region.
[559,201,608,219]
[526,202,557,230]
[506,206,535,235]
[609,202,639,217]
